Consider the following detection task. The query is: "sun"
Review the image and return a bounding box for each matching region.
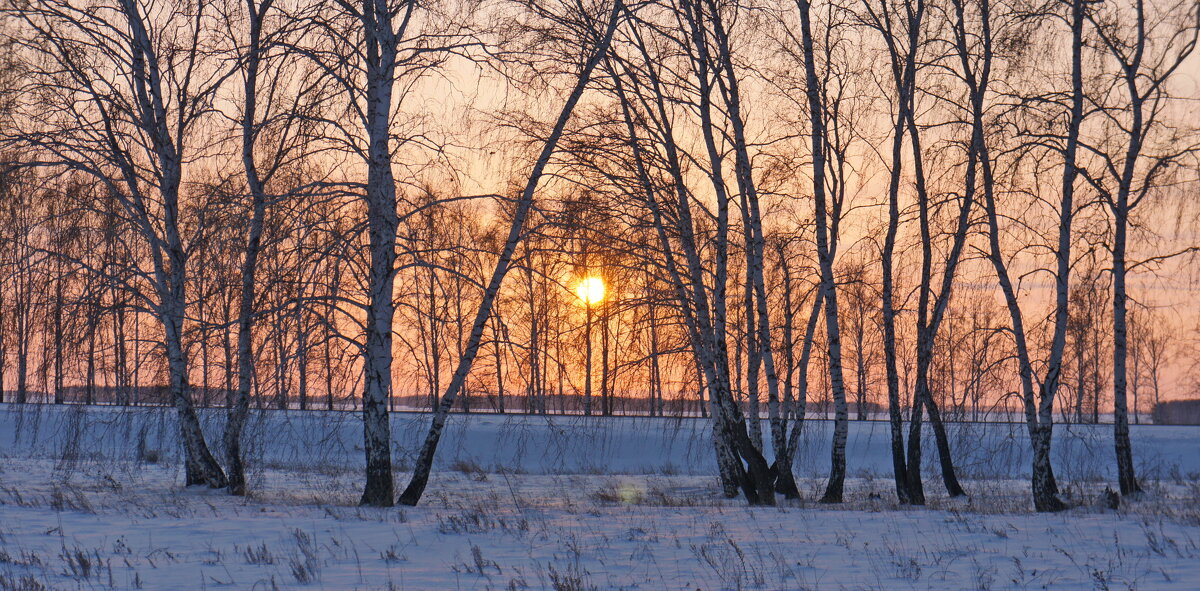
[576,276,606,306]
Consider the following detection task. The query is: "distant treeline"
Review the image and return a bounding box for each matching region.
[12,389,1194,426]
[0,386,899,419]
[1152,400,1200,425]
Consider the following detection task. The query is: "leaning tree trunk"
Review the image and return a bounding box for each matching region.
[880,100,910,505]
[924,390,965,496]
[782,290,822,499]
[770,247,802,498]
[398,0,625,506]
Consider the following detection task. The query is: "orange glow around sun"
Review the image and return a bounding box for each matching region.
[576,276,606,306]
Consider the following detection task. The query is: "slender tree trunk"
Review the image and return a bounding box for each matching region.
[493,315,505,413]
[1016,0,1088,512]
[773,245,802,498]
[792,0,849,504]
[881,149,908,504]
[274,324,287,410]
[115,306,129,405]
[959,0,1065,511]
[223,327,233,408]
[200,296,210,408]
[0,291,5,404]
[297,304,308,411]
[53,274,64,404]
[525,264,541,414]
[855,326,867,421]
[1080,336,1089,425]
[429,267,441,411]
[584,300,593,416]
[325,324,335,411]
[1131,335,1141,425]
[16,303,27,404]
[787,289,823,476]
[86,310,97,405]
[601,295,611,416]
[1028,0,1087,510]
[649,303,663,417]
[743,253,762,452]
[13,261,29,404]
[1102,0,1171,495]
[132,312,140,405]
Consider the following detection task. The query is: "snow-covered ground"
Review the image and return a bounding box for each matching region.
[1,404,1198,590]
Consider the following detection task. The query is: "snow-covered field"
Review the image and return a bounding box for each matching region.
[1,404,1198,590]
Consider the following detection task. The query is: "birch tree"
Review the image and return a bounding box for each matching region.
[981,0,1094,511]
[1083,0,1199,497]
[295,0,481,506]
[4,0,231,486]
[900,0,977,503]
[220,0,324,495]
[785,0,855,503]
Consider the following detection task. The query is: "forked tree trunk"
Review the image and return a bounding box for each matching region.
[350,0,420,507]
[1021,0,1087,512]
[951,0,1065,511]
[881,114,909,504]
[1092,0,1191,496]
[225,0,271,496]
[673,0,777,505]
[123,0,229,488]
[906,88,968,500]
